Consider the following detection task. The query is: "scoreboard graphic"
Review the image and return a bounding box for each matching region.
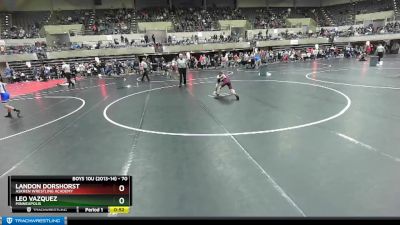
[8,176,132,214]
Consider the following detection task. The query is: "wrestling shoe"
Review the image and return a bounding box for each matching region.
[14,109,21,118]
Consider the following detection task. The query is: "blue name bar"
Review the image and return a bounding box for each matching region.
[2,217,65,225]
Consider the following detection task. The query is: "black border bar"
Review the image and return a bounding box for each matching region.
[65,217,400,225]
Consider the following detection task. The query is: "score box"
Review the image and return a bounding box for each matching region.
[11,206,131,214]
[8,176,132,209]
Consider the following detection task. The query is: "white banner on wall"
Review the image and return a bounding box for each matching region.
[290,40,299,45]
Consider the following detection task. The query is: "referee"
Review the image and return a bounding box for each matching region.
[61,62,74,88]
[177,53,187,87]
[376,43,385,62]
[140,58,150,82]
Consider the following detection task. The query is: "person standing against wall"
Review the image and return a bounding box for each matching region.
[177,53,188,87]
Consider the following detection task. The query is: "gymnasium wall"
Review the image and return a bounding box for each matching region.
[69,33,145,43]
[3,38,46,46]
[52,0,134,10]
[95,0,134,9]
[295,0,321,7]
[0,53,38,62]
[0,0,52,11]
[286,18,315,27]
[172,0,202,8]
[52,0,92,10]
[247,28,304,38]
[0,0,366,11]
[237,0,266,8]
[167,30,230,40]
[268,0,295,7]
[317,24,364,31]
[320,0,354,6]
[355,10,394,21]
[162,42,251,53]
[256,37,329,47]
[46,46,155,59]
[335,33,400,42]
[138,22,173,31]
[219,20,249,29]
[237,0,323,8]
[135,0,169,9]
[3,32,400,62]
[0,0,134,11]
[44,24,84,34]
[206,0,235,8]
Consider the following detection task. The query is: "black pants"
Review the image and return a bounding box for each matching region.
[259,64,268,76]
[66,73,74,87]
[141,70,150,81]
[178,68,187,85]
[378,52,383,61]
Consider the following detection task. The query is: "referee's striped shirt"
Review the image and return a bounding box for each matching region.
[177,58,187,68]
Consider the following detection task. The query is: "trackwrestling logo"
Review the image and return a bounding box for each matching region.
[2,217,64,225]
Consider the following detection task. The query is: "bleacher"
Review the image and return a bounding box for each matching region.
[0,1,395,38]
[136,8,172,22]
[135,7,243,32]
[324,3,354,26]
[354,0,393,14]
[271,43,346,52]
[1,0,399,63]
[286,8,312,18]
[242,8,288,29]
[171,8,215,32]
[242,7,313,29]
[0,11,49,39]
[48,10,95,35]
[0,13,12,39]
[47,10,84,25]
[93,9,133,35]
[313,8,332,26]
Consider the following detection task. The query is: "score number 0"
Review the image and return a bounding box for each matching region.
[119,185,125,205]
